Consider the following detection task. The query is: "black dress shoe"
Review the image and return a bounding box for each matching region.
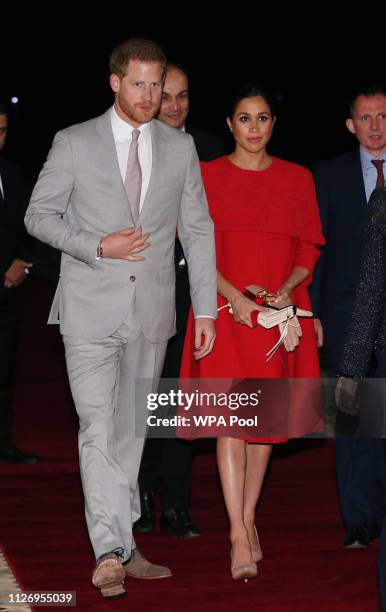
[0,446,40,464]
[160,509,200,538]
[133,491,155,533]
[343,526,372,549]
[371,522,383,540]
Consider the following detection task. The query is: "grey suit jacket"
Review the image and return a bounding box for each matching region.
[25,110,217,341]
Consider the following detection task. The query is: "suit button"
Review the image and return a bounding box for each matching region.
[129,275,136,282]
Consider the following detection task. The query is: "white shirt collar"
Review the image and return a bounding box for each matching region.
[110,105,151,143]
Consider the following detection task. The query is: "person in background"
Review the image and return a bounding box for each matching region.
[0,103,38,464]
[135,63,224,538]
[311,85,386,549]
[335,186,386,611]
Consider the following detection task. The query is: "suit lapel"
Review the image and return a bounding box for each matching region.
[94,114,167,226]
[349,148,367,207]
[95,111,135,224]
[138,120,166,224]
[348,149,368,230]
[0,162,4,203]
[0,160,9,203]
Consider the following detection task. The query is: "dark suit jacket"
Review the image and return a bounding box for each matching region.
[186,126,225,163]
[310,148,368,371]
[0,158,33,303]
[174,127,225,332]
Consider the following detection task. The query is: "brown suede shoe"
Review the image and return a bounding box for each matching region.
[125,548,172,579]
[92,554,126,598]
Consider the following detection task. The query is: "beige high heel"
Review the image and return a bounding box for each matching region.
[251,526,263,563]
[231,562,258,581]
[230,547,257,582]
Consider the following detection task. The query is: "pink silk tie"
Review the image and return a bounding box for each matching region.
[371,159,385,189]
[124,129,142,224]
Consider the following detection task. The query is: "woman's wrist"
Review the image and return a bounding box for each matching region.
[228,290,243,306]
[279,282,294,295]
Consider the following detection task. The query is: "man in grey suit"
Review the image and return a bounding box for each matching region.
[25,38,217,599]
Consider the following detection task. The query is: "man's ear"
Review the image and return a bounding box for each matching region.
[110,74,121,94]
[346,118,356,135]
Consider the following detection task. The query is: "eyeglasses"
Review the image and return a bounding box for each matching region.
[0,127,8,135]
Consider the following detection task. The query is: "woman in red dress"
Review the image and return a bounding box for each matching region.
[180,85,324,580]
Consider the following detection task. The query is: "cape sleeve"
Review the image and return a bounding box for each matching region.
[293,170,325,273]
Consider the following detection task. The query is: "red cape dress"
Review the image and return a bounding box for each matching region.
[180,156,325,441]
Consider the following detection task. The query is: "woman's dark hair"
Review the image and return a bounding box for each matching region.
[227,84,276,119]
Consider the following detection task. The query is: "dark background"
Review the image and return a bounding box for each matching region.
[0,17,385,316]
[0,15,384,181]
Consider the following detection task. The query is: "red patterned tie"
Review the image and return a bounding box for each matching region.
[124,129,142,224]
[371,159,385,189]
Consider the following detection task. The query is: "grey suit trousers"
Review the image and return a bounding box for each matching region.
[63,297,167,562]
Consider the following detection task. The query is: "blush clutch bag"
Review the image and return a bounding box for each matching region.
[217,284,313,360]
[243,285,313,328]
[218,284,313,327]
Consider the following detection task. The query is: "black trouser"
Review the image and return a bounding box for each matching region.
[0,287,21,448]
[375,349,386,611]
[335,350,386,533]
[139,246,194,512]
[139,329,193,511]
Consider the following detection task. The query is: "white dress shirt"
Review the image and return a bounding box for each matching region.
[110,105,152,211]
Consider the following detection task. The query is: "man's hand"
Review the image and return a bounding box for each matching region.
[4,259,33,288]
[101,227,150,261]
[314,318,324,348]
[335,376,359,415]
[194,318,216,360]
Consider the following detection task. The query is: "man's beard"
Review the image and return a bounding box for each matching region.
[119,96,159,125]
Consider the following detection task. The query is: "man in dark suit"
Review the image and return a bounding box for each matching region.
[0,104,38,463]
[311,85,386,549]
[135,64,224,538]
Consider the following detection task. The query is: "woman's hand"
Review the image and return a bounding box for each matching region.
[270,284,293,307]
[229,293,263,328]
[273,285,303,351]
[279,316,302,352]
[314,318,324,348]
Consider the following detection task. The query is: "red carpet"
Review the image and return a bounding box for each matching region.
[0,278,380,611]
[0,544,33,611]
